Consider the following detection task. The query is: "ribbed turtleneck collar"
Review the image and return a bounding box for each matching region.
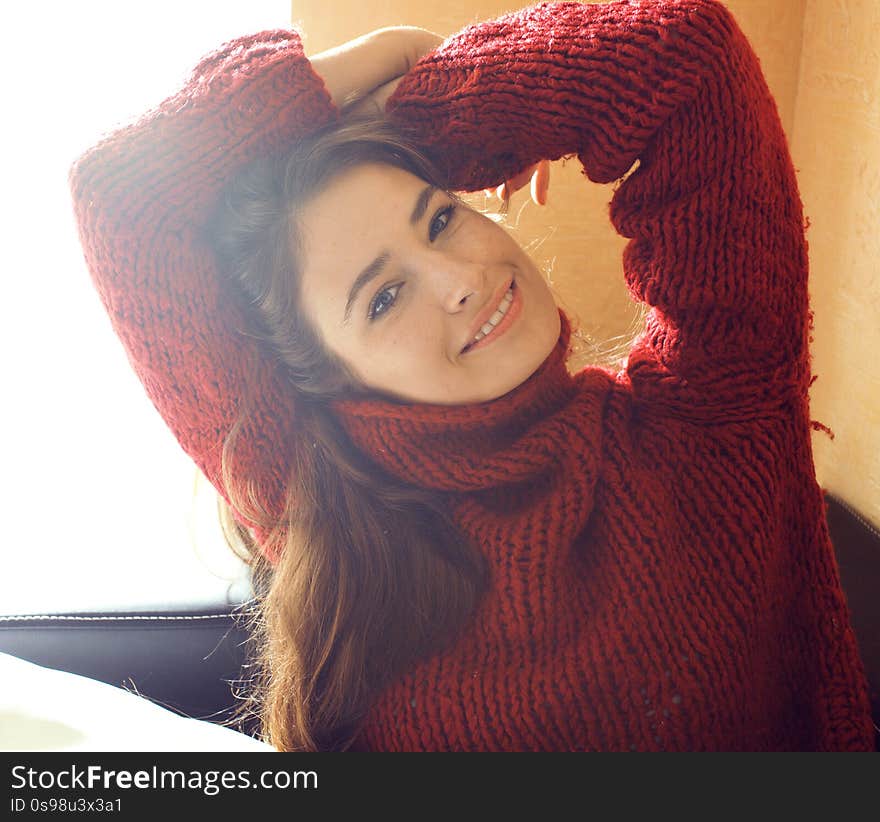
[331,310,613,496]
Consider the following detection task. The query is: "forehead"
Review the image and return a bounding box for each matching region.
[296,163,427,323]
[299,163,424,248]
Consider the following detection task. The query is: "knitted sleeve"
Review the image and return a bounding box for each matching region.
[69,31,338,521]
[387,0,812,402]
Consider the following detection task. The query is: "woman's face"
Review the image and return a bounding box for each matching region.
[297,163,561,405]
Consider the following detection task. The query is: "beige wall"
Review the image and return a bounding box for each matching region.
[790,0,880,527]
[292,1,880,526]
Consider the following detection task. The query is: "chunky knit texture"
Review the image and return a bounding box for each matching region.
[70,30,339,543]
[70,0,874,750]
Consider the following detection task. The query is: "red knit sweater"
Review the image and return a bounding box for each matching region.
[69,0,874,750]
[338,0,874,751]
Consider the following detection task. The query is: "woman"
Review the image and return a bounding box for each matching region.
[70,0,874,751]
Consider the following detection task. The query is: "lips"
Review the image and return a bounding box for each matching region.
[461,278,516,354]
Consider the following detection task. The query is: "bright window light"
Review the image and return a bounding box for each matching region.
[2,1,292,614]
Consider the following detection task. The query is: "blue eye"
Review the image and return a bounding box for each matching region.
[429,205,456,241]
[365,204,456,322]
[367,283,402,321]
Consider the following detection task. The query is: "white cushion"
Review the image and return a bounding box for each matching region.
[0,652,274,752]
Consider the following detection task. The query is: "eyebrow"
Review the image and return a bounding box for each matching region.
[342,184,438,325]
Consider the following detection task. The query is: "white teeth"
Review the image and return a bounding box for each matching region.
[470,287,514,345]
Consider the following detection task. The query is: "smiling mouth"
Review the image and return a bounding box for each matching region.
[461,282,517,354]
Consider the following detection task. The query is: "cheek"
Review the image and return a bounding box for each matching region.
[369,325,448,384]
[384,321,440,359]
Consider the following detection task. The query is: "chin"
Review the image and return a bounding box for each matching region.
[488,351,555,401]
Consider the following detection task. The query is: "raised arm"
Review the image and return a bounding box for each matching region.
[69,25,445,527]
[387,0,813,407]
[69,32,341,524]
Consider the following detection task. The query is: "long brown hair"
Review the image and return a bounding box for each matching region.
[207,114,488,751]
[208,113,647,751]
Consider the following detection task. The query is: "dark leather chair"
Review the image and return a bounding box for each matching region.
[824,492,880,748]
[0,606,256,734]
[1,490,877,748]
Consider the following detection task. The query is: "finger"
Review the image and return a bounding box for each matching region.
[505,166,537,196]
[493,168,532,202]
[490,162,542,202]
[530,160,550,206]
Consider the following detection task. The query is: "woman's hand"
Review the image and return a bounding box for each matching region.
[484,160,551,207]
[310,27,549,207]
[309,27,443,116]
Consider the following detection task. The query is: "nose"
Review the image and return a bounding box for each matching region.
[422,251,487,313]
